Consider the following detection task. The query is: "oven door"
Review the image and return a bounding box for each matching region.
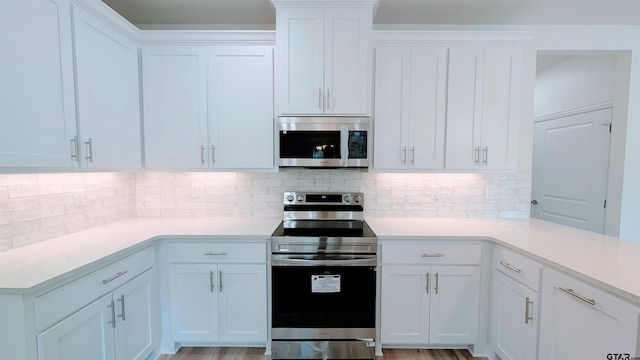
[271,254,376,340]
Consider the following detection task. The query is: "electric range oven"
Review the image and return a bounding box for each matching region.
[271,192,377,359]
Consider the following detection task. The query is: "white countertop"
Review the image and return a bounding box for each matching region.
[1,216,640,305]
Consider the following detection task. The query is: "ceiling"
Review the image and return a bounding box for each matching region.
[101,0,640,29]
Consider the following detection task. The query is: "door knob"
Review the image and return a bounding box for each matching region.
[531,199,538,205]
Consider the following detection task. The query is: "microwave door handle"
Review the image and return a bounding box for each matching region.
[340,125,348,167]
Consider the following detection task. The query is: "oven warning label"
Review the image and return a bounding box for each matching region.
[311,275,341,293]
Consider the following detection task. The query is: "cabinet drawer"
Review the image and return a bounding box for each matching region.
[34,246,154,331]
[493,247,542,291]
[168,242,266,264]
[381,243,482,265]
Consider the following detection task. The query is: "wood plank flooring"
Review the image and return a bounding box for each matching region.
[156,347,489,360]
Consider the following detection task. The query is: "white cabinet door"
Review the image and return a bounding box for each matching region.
[208,47,274,169]
[169,262,267,344]
[73,6,141,169]
[275,9,324,115]
[142,46,208,169]
[373,47,446,170]
[169,264,219,342]
[114,270,154,360]
[37,294,116,360]
[492,271,538,360]
[429,266,480,344]
[218,264,267,343]
[539,269,640,360]
[445,46,521,170]
[381,265,480,345]
[275,8,370,115]
[0,0,77,169]
[381,265,430,344]
[323,9,370,115]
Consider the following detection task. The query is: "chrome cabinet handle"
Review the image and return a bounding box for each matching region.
[474,146,480,165]
[434,272,439,294]
[402,146,407,165]
[204,251,227,256]
[102,270,128,284]
[318,88,323,109]
[524,296,533,324]
[326,88,331,109]
[482,146,488,165]
[200,145,205,164]
[70,136,79,161]
[211,145,216,164]
[422,253,444,258]
[117,294,126,321]
[85,138,93,162]
[410,146,415,165]
[559,287,596,306]
[499,261,522,273]
[209,270,215,292]
[108,300,116,328]
[425,273,430,294]
[219,270,223,293]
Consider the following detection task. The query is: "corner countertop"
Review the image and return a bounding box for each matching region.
[0,217,281,294]
[1,216,640,306]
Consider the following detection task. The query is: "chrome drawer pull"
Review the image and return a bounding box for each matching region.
[425,273,430,294]
[422,253,444,258]
[500,261,522,273]
[102,270,128,284]
[559,287,596,306]
[210,270,215,292]
[204,251,228,256]
[108,300,116,328]
[524,296,533,324]
[117,294,126,321]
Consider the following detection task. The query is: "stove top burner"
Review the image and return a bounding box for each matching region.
[272,220,375,238]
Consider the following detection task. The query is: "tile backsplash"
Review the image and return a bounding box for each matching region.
[0,170,531,252]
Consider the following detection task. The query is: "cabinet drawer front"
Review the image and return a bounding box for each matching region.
[493,247,542,291]
[381,243,482,265]
[34,246,154,331]
[168,242,266,263]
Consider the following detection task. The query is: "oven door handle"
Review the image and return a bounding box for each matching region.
[272,256,377,266]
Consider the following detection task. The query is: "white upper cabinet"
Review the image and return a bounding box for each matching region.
[445,46,522,171]
[142,45,274,170]
[374,47,447,170]
[0,0,77,169]
[142,46,209,169]
[73,6,142,169]
[208,47,274,169]
[274,3,373,115]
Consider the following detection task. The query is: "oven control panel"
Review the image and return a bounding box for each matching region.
[284,192,364,205]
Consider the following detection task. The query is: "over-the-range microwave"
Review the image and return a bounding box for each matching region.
[277,117,370,169]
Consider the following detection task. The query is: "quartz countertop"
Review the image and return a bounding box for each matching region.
[366,217,640,304]
[0,217,281,294]
[1,216,640,306]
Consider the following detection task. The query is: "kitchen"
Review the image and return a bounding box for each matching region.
[2,0,640,359]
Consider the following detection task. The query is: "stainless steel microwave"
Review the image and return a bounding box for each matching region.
[277,117,370,168]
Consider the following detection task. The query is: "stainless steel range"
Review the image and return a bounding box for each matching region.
[271,192,377,360]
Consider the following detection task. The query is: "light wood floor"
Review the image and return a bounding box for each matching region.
[156,347,489,360]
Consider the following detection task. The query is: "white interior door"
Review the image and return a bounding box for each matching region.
[531,108,612,233]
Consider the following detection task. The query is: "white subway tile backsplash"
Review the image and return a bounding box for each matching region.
[0,170,532,252]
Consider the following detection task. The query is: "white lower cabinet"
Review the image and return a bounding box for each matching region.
[380,243,482,346]
[37,269,155,360]
[167,242,267,345]
[490,247,541,360]
[539,268,640,360]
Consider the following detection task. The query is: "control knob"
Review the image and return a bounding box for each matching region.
[297,195,304,202]
[354,195,362,203]
[286,194,294,202]
[344,195,351,203]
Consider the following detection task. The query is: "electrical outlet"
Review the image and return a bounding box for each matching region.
[73,190,85,206]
